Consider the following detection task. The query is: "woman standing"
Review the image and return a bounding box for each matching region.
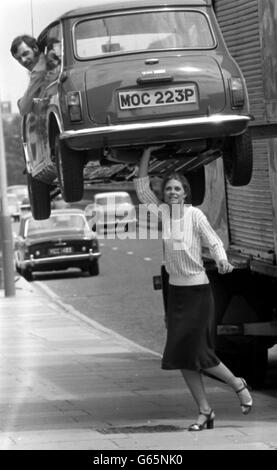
[134,146,253,431]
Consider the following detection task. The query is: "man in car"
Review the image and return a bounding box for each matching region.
[10,34,47,116]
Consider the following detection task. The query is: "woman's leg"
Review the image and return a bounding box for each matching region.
[181,369,213,425]
[203,362,253,412]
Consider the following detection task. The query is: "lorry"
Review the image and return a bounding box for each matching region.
[200,0,277,388]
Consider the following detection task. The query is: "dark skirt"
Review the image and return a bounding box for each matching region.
[161,283,220,371]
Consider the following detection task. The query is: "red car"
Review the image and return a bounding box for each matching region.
[22,0,252,219]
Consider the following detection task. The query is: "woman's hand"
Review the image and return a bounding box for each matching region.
[217,259,234,274]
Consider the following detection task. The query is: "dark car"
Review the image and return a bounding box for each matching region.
[14,209,101,281]
[22,0,252,220]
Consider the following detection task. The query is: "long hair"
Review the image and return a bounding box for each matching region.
[160,171,192,204]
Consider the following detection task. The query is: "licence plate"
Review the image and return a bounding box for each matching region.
[118,85,197,110]
[48,246,73,255]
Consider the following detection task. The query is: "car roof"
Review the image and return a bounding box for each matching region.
[7,193,18,201]
[7,185,27,189]
[21,208,85,221]
[56,0,212,21]
[95,191,130,198]
[7,185,27,192]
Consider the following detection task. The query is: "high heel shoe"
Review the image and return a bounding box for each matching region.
[235,378,253,415]
[188,409,215,431]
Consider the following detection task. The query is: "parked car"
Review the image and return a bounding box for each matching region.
[22,0,252,220]
[7,185,28,204]
[85,191,137,233]
[7,185,31,217]
[14,209,101,281]
[7,194,21,221]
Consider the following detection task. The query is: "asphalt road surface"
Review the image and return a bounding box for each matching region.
[33,236,167,355]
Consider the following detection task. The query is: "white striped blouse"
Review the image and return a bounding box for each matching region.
[134,176,227,286]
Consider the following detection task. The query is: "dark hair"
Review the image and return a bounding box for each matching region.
[161,171,192,204]
[46,37,60,53]
[10,35,38,57]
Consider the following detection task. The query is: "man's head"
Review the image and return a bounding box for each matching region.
[10,35,40,71]
[46,38,61,70]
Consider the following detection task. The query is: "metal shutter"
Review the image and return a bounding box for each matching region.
[214,0,275,256]
[226,139,275,254]
[214,0,264,121]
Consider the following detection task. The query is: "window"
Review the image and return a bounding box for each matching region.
[26,214,86,236]
[45,24,62,80]
[74,10,214,58]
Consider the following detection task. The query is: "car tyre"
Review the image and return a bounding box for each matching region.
[55,135,84,202]
[88,260,99,276]
[22,268,33,282]
[27,173,51,220]
[223,130,253,186]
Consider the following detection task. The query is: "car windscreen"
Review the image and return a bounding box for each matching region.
[74,10,215,59]
[26,214,87,236]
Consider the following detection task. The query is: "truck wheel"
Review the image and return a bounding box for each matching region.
[27,173,51,220]
[55,135,84,202]
[223,130,253,186]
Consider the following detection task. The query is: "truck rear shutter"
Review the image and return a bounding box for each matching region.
[214,0,264,122]
[214,0,275,259]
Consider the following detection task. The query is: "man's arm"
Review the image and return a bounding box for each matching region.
[17,54,46,116]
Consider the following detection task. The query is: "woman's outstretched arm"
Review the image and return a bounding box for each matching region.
[138,145,164,177]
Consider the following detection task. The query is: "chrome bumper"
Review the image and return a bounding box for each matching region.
[61,114,251,148]
[20,251,101,269]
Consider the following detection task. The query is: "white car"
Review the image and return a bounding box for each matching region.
[7,193,21,221]
[7,185,28,204]
[85,191,137,233]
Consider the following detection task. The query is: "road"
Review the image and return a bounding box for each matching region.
[33,236,167,355]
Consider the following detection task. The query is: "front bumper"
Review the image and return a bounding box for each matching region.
[61,114,251,150]
[19,251,101,270]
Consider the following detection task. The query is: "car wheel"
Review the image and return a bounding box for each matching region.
[27,173,51,220]
[186,166,206,206]
[88,260,99,276]
[223,130,253,186]
[55,135,84,202]
[22,268,33,282]
[16,265,22,275]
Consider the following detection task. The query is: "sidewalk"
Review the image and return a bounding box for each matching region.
[0,277,276,450]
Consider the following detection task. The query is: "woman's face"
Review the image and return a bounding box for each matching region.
[163,178,186,205]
